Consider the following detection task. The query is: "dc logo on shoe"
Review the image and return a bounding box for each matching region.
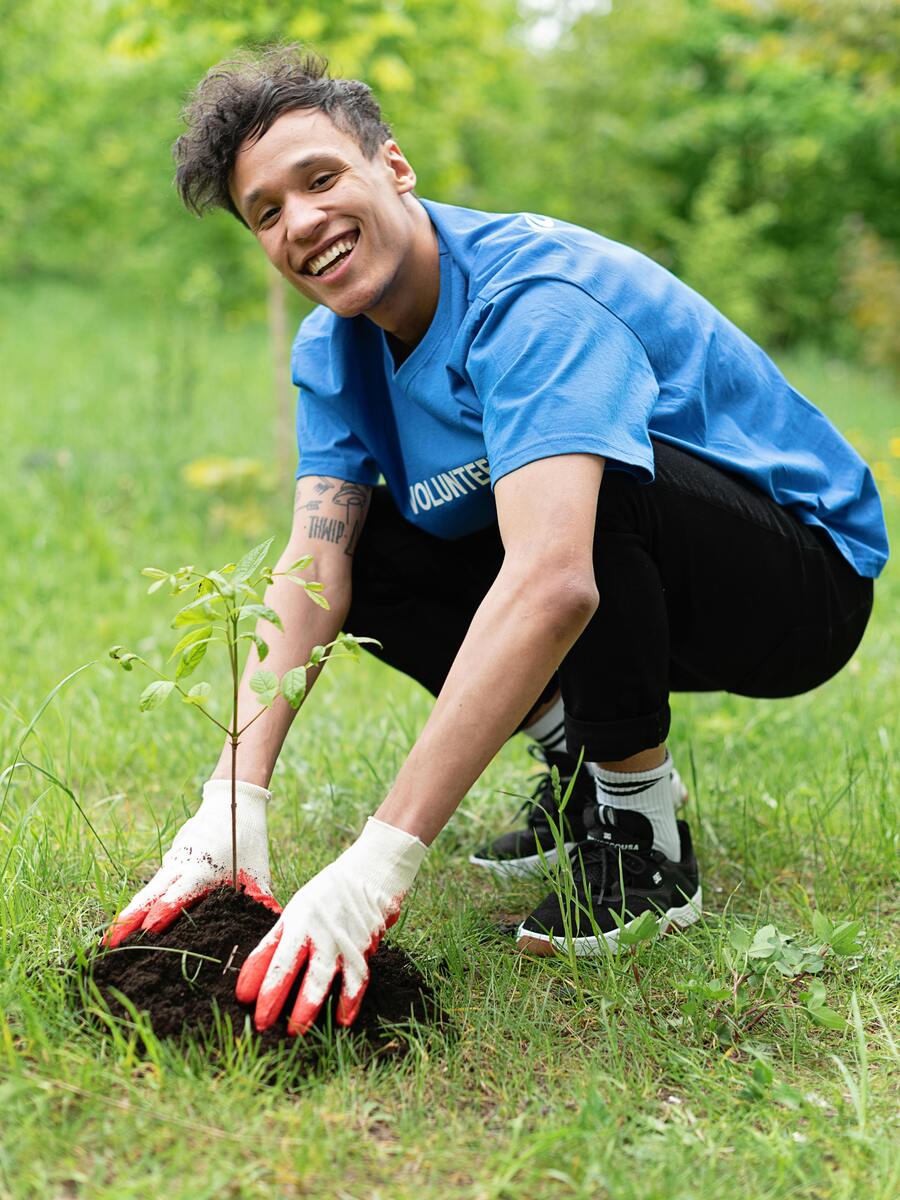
[522,213,555,232]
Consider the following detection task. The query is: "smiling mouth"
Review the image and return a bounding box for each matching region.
[303,231,359,278]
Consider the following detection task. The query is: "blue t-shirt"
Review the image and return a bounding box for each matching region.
[293,199,888,578]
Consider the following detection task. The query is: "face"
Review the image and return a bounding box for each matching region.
[230,108,423,325]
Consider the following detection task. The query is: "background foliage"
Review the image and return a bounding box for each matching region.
[2,6,898,1195]
[2,0,898,362]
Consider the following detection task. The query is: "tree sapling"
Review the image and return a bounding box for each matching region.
[109,536,376,890]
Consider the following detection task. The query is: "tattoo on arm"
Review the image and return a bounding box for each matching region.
[306,515,346,544]
[294,477,371,555]
[294,479,335,514]
[333,482,368,523]
[344,519,361,557]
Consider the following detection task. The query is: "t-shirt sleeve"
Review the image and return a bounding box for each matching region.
[465,281,659,486]
[291,319,380,487]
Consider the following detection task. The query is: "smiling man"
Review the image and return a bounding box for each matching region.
[105,47,887,1035]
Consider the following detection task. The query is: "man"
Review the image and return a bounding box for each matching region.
[105,47,887,1036]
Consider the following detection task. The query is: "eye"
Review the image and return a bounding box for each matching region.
[257,207,279,229]
[311,173,336,190]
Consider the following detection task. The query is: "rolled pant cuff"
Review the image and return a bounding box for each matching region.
[564,703,671,762]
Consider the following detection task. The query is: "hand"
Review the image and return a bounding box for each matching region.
[236,817,427,1034]
[104,779,280,947]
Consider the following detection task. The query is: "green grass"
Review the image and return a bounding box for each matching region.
[1,284,898,1199]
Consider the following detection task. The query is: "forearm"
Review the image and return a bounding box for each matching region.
[210,550,350,788]
[375,562,597,843]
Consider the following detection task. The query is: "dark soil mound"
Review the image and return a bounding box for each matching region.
[84,887,436,1050]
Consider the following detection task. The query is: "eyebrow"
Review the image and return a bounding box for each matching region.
[241,153,340,212]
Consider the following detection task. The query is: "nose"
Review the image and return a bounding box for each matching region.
[282,193,327,247]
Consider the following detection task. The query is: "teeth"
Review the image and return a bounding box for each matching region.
[308,236,356,277]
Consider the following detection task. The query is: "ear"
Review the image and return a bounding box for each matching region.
[382,140,417,195]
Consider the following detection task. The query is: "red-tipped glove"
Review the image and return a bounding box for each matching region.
[104,779,280,948]
[236,816,427,1034]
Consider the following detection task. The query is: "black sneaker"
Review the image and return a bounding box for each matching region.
[469,748,594,877]
[516,807,702,955]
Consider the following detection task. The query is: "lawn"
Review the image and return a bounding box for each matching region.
[1,283,898,1199]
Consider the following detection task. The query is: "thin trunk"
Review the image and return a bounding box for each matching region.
[230,612,239,890]
[267,271,293,488]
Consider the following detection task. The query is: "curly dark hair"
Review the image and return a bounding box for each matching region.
[173,45,393,226]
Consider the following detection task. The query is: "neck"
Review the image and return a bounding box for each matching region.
[365,198,440,348]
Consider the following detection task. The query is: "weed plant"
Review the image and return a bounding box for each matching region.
[0,287,897,1198]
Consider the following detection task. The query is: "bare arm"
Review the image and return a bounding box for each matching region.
[375,453,604,843]
[210,475,371,787]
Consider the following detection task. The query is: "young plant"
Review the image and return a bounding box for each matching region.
[677,912,864,1051]
[108,536,376,891]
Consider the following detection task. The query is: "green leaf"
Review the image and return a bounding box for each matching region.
[751,1060,773,1087]
[748,924,782,959]
[829,921,864,956]
[172,594,221,627]
[739,1059,773,1101]
[183,682,211,705]
[799,979,827,1009]
[811,911,833,943]
[175,635,210,680]
[729,924,752,954]
[140,567,173,595]
[691,979,731,1002]
[238,603,284,632]
[339,633,381,650]
[239,631,270,661]
[287,554,313,572]
[282,576,332,610]
[249,670,279,707]
[168,625,214,662]
[805,1004,847,1031]
[233,538,274,582]
[614,909,659,946]
[280,666,308,708]
[308,644,326,666]
[139,681,174,711]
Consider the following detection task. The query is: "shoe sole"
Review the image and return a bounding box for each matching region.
[468,844,575,878]
[515,885,703,956]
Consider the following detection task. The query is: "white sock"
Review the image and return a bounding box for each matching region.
[588,752,682,861]
[523,694,567,755]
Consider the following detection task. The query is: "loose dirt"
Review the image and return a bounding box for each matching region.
[84,887,435,1049]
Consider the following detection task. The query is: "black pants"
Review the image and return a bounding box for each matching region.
[345,442,874,760]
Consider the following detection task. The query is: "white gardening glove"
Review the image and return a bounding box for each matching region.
[104,779,279,947]
[236,817,427,1034]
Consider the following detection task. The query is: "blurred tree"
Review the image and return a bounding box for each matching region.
[519,0,900,349]
[1,0,897,361]
[0,0,526,316]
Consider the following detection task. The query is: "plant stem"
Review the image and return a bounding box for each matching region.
[229,609,239,891]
